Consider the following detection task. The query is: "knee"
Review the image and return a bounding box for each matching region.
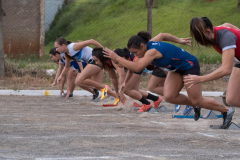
[75,78,83,86]
[190,100,202,107]
[147,84,154,92]
[226,96,236,106]
[67,76,72,81]
[124,88,131,95]
[164,94,175,103]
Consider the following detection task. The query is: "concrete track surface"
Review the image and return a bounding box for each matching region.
[0,95,240,160]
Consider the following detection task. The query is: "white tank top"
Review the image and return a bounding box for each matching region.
[67,43,93,62]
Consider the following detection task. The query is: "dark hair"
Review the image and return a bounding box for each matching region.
[55,37,72,45]
[190,17,217,48]
[92,47,110,69]
[49,48,60,56]
[114,48,130,59]
[127,31,151,49]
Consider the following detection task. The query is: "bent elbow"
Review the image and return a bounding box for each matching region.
[225,69,232,75]
[222,68,232,75]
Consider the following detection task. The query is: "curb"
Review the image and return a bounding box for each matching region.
[0,90,224,97]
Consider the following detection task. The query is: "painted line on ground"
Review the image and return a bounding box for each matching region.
[196,132,217,138]
[0,90,224,97]
[150,121,169,126]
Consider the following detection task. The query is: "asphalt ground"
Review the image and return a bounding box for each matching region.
[0,95,240,160]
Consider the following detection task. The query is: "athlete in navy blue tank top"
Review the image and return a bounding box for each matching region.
[103,31,225,118]
[147,41,196,71]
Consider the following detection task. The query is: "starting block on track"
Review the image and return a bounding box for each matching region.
[210,122,240,130]
[202,110,223,119]
[102,104,118,107]
[132,102,141,107]
[173,110,223,119]
[148,105,174,113]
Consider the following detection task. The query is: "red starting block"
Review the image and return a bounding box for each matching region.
[102,104,118,107]
[132,102,141,107]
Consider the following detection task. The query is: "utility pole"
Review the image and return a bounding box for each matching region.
[238,0,240,10]
[0,0,4,77]
[39,0,45,58]
[146,0,154,36]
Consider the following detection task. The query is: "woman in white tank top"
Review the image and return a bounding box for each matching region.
[54,37,119,101]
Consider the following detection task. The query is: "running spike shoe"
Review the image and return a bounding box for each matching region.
[100,85,109,100]
[137,103,152,112]
[221,106,235,129]
[153,96,162,109]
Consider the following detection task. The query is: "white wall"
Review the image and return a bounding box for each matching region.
[45,0,64,31]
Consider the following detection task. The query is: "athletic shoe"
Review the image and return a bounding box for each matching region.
[174,104,181,113]
[221,106,235,129]
[92,90,100,100]
[62,93,73,98]
[113,98,119,105]
[153,96,162,109]
[100,85,109,100]
[193,106,201,121]
[137,103,152,112]
[183,105,193,115]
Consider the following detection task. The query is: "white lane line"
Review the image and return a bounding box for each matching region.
[0,132,187,139]
[35,154,182,160]
[0,122,136,126]
[35,156,132,160]
[120,114,133,117]
[196,132,216,138]
[150,121,169,126]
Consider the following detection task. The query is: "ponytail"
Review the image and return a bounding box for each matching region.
[64,52,75,60]
[190,17,218,48]
[114,48,130,59]
[127,31,151,49]
[55,37,72,45]
[92,47,110,69]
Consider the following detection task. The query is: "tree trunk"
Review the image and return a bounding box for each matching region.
[238,0,240,10]
[146,0,154,37]
[0,0,5,77]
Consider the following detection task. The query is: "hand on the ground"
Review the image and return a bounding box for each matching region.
[179,37,192,46]
[184,74,201,89]
[119,92,127,105]
[103,47,118,60]
[60,90,64,96]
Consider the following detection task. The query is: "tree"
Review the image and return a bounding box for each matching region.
[145,0,154,36]
[238,0,240,10]
[0,0,4,77]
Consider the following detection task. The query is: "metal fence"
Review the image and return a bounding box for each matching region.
[1,0,240,77]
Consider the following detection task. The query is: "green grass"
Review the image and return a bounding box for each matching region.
[44,0,240,64]
[5,53,56,70]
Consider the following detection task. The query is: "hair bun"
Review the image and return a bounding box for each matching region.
[137,31,151,42]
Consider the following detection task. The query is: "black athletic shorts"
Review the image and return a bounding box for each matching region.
[152,67,167,78]
[78,59,103,73]
[234,63,240,68]
[175,59,200,76]
[134,70,143,75]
